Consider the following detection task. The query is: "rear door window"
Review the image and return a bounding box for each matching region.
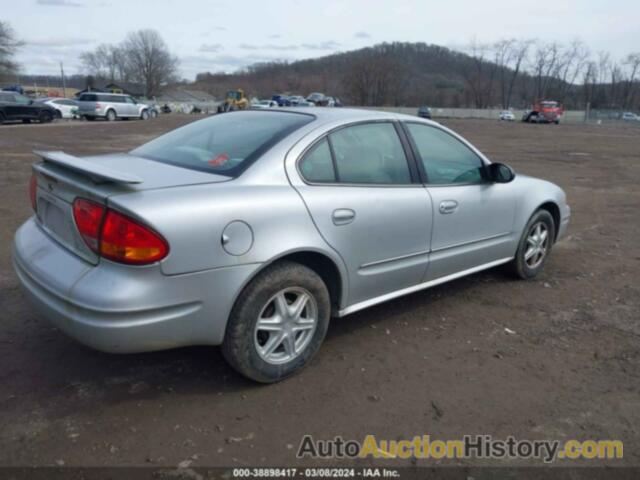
[299,138,335,183]
[329,123,411,184]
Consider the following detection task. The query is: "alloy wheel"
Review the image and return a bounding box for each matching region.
[254,287,318,365]
[524,221,549,269]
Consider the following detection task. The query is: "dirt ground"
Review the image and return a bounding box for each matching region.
[0,114,639,470]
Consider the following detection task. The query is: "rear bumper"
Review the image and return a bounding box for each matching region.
[13,218,260,353]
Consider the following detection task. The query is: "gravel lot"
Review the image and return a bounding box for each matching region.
[0,115,639,469]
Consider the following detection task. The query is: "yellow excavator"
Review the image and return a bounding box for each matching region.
[217,89,250,113]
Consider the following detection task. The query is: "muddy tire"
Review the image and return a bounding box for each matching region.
[222,261,331,383]
[506,209,556,279]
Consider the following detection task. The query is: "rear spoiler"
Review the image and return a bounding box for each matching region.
[33,150,142,184]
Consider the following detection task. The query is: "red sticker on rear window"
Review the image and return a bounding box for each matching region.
[208,153,229,167]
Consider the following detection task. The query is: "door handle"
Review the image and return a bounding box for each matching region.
[332,208,356,225]
[439,200,459,214]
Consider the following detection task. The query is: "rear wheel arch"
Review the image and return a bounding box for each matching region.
[229,250,346,321]
[277,251,343,313]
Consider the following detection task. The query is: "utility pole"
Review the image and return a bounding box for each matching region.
[60,62,67,98]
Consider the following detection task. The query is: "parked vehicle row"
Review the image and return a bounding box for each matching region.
[0,91,57,124]
[271,92,343,107]
[0,90,159,125]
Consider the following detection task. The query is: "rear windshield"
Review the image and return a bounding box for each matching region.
[131,111,314,177]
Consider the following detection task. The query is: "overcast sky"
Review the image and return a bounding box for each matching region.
[3,0,640,79]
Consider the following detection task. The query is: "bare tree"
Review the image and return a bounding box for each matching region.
[622,53,640,108]
[121,30,178,97]
[0,21,22,78]
[81,30,178,96]
[506,39,532,108]
[530,41,560,99]
[494,38,532,108]
[461,40,493,108]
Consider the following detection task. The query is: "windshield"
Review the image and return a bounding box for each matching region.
[131,110,314,177]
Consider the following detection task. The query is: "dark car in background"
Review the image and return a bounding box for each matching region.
[306,92,327,105]
[272,94,291,106]
[0,91,56,124]
[417,106,432,119]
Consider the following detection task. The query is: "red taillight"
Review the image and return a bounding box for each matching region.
[29,173,38,212]
[95,102,102,109]
[73,198,105,253]
[100,209,168,265]
[72,198,168,265]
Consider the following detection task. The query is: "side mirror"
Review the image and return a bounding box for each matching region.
[488,163,515,183]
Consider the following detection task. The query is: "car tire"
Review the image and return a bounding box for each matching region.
[140,109,149,120]
[0,112,5,124]
[39,111,53,123]
[106,109,116,122]
[506,209,556,280]
[22,119,31,124]
[222,261,331,383]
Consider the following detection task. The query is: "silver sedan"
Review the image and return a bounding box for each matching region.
[13,108,570,382]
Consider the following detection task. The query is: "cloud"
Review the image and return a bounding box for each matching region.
[300,41,341,50]
[36,0,83,6]
[199,43,223,53]
[264,44,299,51]
[354,31,371,39]
[181,53,291,76]
[238,41,339,52]
[269,34,281,39]
[25,37,95,47]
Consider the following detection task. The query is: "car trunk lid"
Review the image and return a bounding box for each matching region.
[32,150,230,265]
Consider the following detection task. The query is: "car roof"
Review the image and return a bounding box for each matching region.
[80,92,129,96]
[276,106,422,124]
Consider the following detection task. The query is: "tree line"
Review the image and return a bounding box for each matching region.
[1,19,639,110]
[196,41,640,110]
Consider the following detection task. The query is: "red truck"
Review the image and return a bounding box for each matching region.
[522,100,564,124]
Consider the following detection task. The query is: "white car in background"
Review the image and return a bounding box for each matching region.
[36,98,79,119]
[252,100,278,109]
[499,110,515,121]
